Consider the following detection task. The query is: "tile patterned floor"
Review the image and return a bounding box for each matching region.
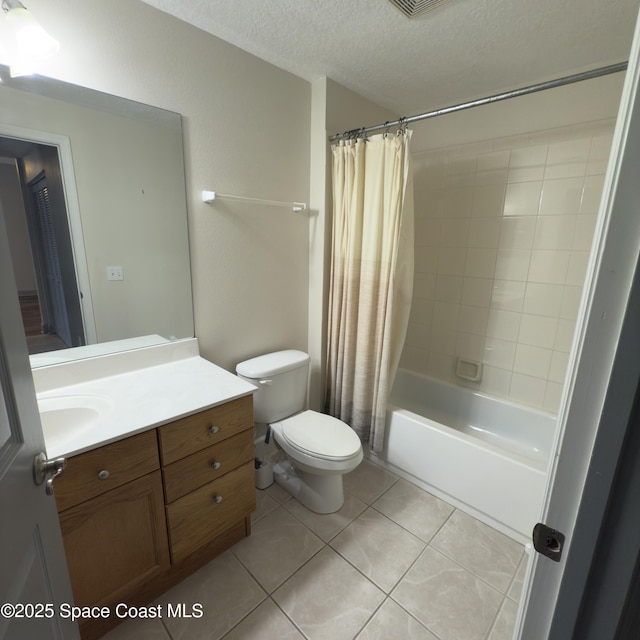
[102,460,526,640]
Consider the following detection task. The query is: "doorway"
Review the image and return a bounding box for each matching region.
[0,137,85,353]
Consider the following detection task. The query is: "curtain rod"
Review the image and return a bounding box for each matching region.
[329,61,628,143]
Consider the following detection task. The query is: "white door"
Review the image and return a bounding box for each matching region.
[517,8,640,640]
[0,205,79,637]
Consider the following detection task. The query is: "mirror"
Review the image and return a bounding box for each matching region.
[0,65,194,367]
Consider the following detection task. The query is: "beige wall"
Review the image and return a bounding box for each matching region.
[411,72,626,152]
[406,121,615,413]
[403,73,624,413]
[19,0,312,371]
[0,86,192,343]
[307,78,396,409]
[0,161,36,292]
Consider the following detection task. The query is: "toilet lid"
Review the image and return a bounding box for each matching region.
[278,410,361,461]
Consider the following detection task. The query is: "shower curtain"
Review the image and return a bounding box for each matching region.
[325,130,414,452]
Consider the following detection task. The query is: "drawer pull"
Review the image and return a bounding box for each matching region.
[97,469,110,481]
[213,494,223,504]
[209,425,220,435]
[211,461,221,470]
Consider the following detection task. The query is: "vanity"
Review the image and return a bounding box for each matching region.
[33,339,257,640]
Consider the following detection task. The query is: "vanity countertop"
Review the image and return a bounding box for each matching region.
[34,339,256,459]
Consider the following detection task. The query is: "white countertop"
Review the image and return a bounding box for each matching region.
[35,339,256,459]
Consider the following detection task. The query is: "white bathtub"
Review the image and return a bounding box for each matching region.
[371,369,556,542]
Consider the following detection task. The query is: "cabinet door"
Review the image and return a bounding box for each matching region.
[59,470,169,608]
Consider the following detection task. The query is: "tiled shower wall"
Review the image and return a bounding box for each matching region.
[401,120,615,414]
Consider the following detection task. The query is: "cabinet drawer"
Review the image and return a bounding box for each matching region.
[166,462,255,563]
[163,430,253,503]
[158,395,253,465]
[55,430,159,512]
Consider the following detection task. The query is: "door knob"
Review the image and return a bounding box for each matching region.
[33,452,66,496]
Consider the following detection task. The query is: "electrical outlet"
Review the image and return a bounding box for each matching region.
[107,266,124,281]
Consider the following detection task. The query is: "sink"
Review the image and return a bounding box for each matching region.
[37,394,113,441]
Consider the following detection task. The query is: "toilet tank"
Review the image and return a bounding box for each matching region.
[236,350,310,423]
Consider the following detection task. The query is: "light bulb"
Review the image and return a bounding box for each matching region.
[4,3,59,60]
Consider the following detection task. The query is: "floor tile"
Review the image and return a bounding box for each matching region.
[155,551,266,640]
[343,459,399,504]
[356,599,438,640]
[431,509,524,592]
[100,617,170,640]
[252,489,280,524]
[487,597,520,640]
[331,508,426,592]
[372,478,454,542]
[273,546,386,640]
[265,481,292,504]
[232,506,324,592]
[221,598,305,639]
[104,457,529,640]
[283,490,368,542]
[392,547,503,640]
[508,553,528,603]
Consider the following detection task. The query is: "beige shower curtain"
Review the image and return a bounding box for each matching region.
[325,130,414,452]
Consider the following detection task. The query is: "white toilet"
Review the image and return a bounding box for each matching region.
[236,350,363,513]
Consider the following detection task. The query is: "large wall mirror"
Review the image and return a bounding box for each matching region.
[0,65,194,367]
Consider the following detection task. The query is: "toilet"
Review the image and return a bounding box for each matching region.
[236,350,362,513]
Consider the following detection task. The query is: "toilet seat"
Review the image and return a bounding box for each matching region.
[275,410,361,461]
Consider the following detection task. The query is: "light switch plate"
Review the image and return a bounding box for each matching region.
[107,266,124,281]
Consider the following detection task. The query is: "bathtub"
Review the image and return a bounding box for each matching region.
[371,369,556,542]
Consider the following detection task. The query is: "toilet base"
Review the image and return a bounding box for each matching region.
[273,460,345,514]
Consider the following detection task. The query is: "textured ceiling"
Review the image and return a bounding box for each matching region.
[140,0,638,117]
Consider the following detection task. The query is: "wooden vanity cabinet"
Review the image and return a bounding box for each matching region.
[55,430,169,640]
[54,395,255,640]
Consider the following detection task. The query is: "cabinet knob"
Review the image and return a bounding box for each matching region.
[98,469,110,481]
[209,425,219,435]
[213,495,223,504]
[211,461,221,470]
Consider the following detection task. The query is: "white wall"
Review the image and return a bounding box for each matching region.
[15,0,312,371]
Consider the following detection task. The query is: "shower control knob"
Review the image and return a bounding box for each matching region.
[98,469,110,481]
[211,461,221,470]
[213,494,223,504]
[209,425,220,435]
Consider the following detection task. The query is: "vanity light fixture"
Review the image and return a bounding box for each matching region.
[1,0,59,62]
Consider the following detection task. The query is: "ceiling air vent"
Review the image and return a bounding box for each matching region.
[387,0,452,18]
